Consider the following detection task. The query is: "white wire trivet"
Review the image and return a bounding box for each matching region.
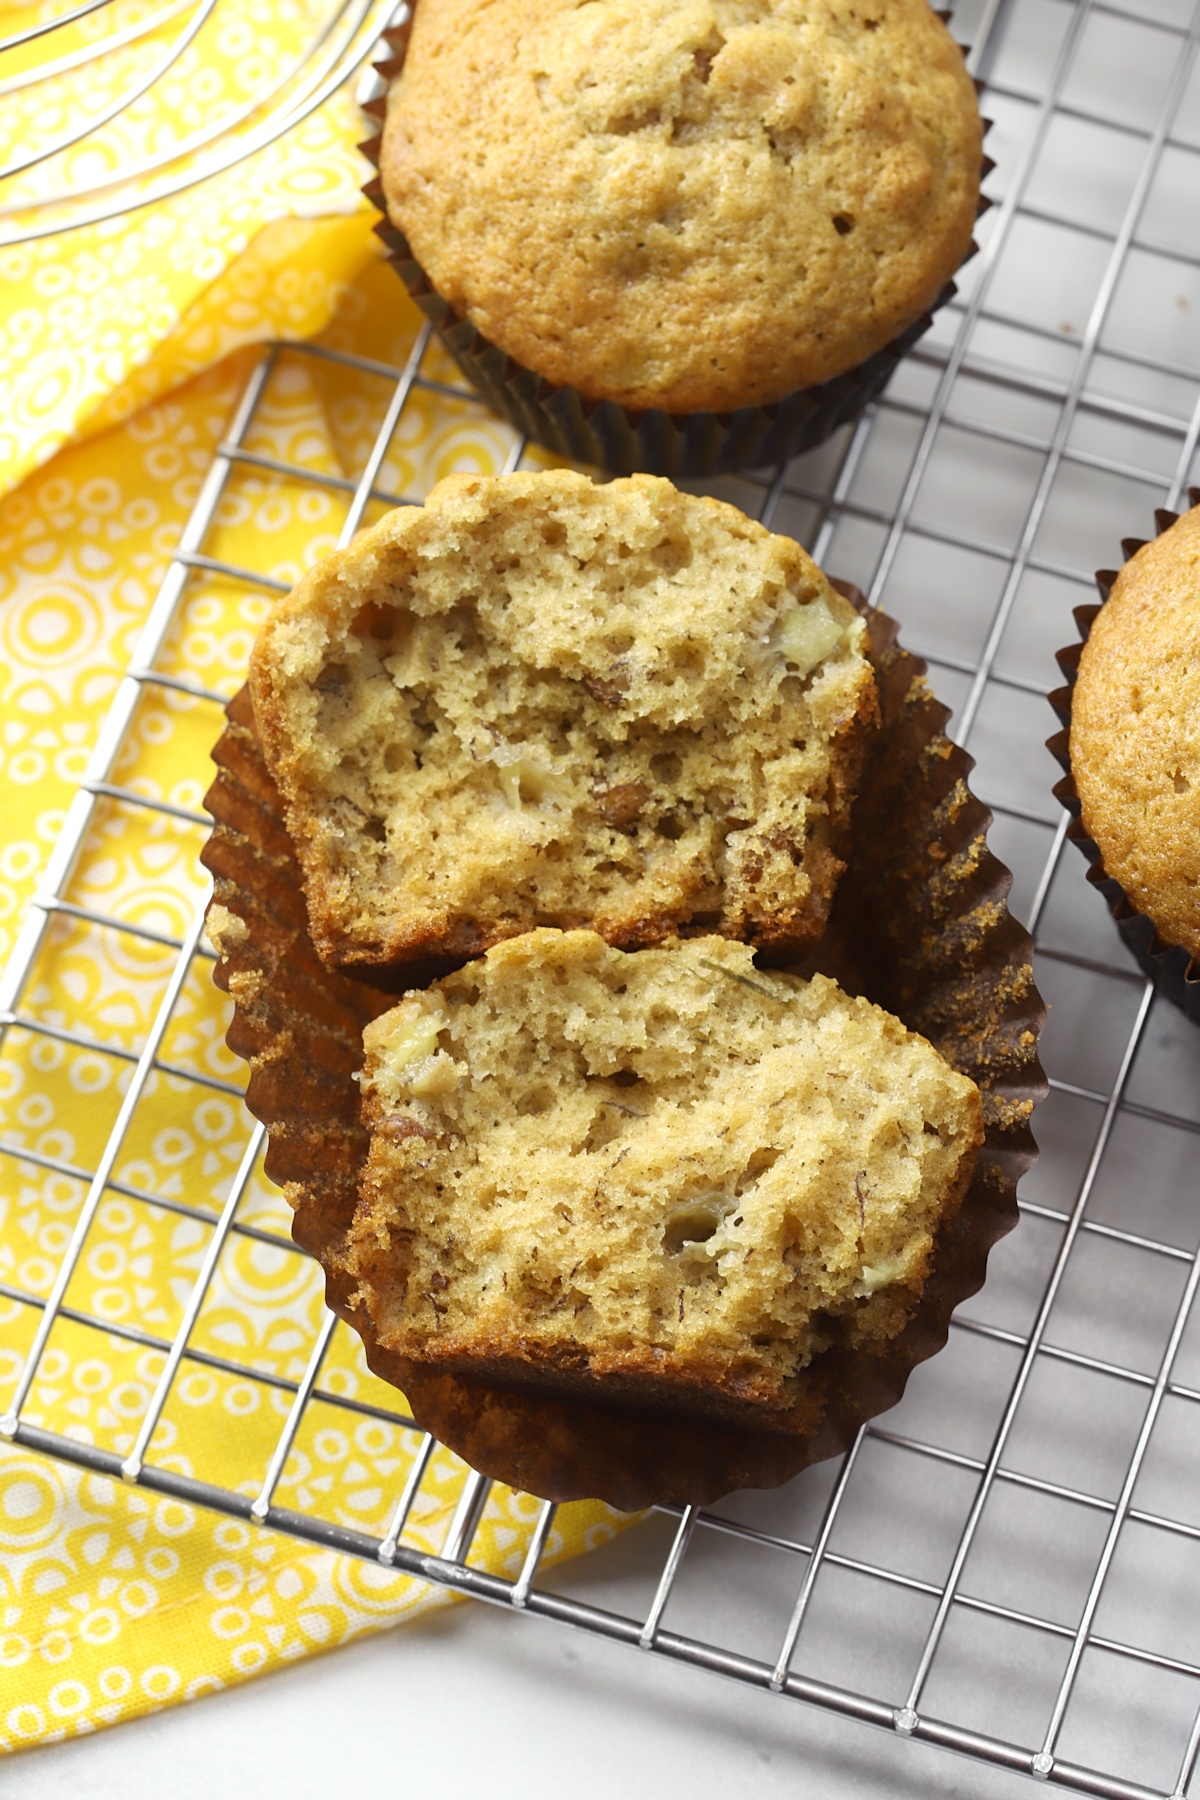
[0,0,404,246]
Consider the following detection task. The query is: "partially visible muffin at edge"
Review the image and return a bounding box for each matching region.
[1070,504,1200,963]
[248,470,878,981]
[347,931,985,1428]
[379,0,983,415]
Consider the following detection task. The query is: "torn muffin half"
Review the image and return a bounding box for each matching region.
[249,469,877,983]
[347,930,983,1432]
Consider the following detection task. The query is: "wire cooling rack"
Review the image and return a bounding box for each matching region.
[6,0,1200,1792]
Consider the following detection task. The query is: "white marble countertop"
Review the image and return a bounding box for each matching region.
[8,1532,1041,1800]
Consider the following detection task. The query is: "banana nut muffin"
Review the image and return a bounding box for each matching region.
[1070,504,1200,963]
[347,930,984,1428]
[249,469,877,981]
[378,0,983,415]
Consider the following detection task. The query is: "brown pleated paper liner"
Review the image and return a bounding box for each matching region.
[201,596,1046,1510]
[357,18,994,480]
[1047,488,1200,1026]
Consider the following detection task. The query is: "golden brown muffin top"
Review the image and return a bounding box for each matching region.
[1071,505,1200,962]
[380,0,982,413]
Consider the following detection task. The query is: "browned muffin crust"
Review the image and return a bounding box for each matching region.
[380,0,982,413]
[1070,504,1200,963]
[248,470,877,982]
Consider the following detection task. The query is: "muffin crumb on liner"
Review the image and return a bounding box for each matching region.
[358,21,993,480]
[202,594,1046,1508]
[1047,487,1200,1025]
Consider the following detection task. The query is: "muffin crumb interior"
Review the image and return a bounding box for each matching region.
[349,930,983,1410]
[250,471,877,974]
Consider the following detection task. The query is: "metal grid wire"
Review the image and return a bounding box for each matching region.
[5,0,1200,1791]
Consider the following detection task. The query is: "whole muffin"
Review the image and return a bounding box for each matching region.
[378,0,983,417]
[1069,504,1200,965]
[249,469,877,982]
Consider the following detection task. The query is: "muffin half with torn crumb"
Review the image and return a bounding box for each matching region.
[249,470,877,984]
[347,930,984,1432]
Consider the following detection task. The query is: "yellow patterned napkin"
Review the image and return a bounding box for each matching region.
[0,26,635,1744]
